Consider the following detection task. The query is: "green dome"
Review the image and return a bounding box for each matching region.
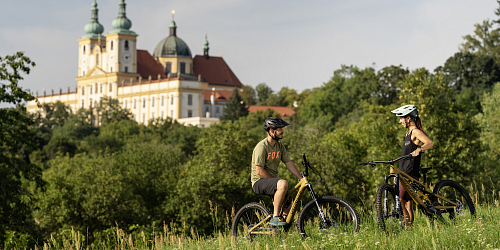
[108,0,136,35]
[153,36,192,58]
[81,0,105,39]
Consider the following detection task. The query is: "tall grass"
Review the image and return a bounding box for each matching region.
[5,184,500,249]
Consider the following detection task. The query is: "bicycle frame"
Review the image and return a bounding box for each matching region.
[384,165,458,214]
[247,175,325,234]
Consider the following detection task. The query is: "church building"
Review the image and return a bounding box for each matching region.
[27,0,242,127]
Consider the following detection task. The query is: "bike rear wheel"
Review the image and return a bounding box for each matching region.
[231,202,273,243]
[432,180,475,221]
[297,196,360,240]
[376,183,403,232]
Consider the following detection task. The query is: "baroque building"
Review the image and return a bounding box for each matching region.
[27,0,241,127]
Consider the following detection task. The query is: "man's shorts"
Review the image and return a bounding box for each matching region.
[253,178,281,196]
[399,175,420,201]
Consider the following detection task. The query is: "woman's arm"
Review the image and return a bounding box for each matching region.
[411,129,433,157]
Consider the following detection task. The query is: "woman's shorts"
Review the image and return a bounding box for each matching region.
[399,175,419,201]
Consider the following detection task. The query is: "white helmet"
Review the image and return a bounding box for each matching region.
[391,105,419,119]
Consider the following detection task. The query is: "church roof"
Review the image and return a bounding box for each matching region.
[248,105,296,118]
[203,89,233,102]
[193,55,243,88]
[137,50,167,80]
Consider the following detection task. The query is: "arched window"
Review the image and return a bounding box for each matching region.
[142,113,145,123]
[124,40,129,50]
[82,86,85,95]
[188,110,192,118]
[96,54,99,65]
[134,99,136,109]
[143,99,146,108]
[125,66,128,73]
[109,83,112,92]
[110,41,114,50]
[90,86,92,94]
[125,100,128,109]
[188,95,193,105]
[90,98,93,108]
[82,100,85,108]
[161,96,164,106]
[170,95,174,105]
[152,97,155,107]
[180,62,186,74]
[83,45,86,55]
[100,84,102,93]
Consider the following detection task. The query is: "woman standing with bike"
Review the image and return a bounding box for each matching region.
[391,104,433,227]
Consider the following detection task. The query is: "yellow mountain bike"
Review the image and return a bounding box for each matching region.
[359,154,475,231]
[231,154,360,242]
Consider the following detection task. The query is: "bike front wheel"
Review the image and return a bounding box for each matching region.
[297,196,360,240]
[231,202,273,243]
[376,183,403,232]
[433,180,475,221]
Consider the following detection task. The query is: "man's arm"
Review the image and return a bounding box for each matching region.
[255,165,274,179]
[285,161,303,180]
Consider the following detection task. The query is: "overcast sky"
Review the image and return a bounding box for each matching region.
[1,0,498,97]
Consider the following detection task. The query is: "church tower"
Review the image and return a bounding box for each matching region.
[77,0,105,78]
[105,0,138,76]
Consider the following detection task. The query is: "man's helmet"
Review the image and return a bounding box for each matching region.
[391,105,419,119]
[264,117,290,131]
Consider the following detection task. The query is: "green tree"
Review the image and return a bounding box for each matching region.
[435,52,500,114]
[97,96,133,126]
[240,85,257,105]
[277,86,299,107]
[0,52,42,244]
[34,143,185,239]
[168,121,260,235]
[398,69,481,184]
[221,89,249,121]
[255,83,273,104]
[299,65,379,125]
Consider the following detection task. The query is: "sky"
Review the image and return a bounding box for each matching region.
[0,0,498,97]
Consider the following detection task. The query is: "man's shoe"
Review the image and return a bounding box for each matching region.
[269,216,287,226]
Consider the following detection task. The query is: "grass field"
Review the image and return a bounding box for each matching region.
[8,186,500,249]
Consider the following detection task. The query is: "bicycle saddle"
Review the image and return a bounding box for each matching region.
[420,167,432,174]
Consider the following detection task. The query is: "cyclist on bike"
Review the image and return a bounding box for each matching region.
[391,104,434,227]
[251,117,303,226]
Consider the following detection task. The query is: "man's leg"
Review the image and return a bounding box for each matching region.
[405,200,414,226]
[273,179,288,217]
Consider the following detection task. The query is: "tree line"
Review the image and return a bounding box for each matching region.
[2,4,500,248]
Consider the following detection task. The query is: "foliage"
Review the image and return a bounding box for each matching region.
[398,69,482,184]
[239,84,257,105]
[168,121,260,235]
[220,88,249,121]
[0,52,42,245]
[255,83,273,104]
[34,143,186,240]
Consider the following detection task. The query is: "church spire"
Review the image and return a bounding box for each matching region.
[109,0,136,34]
[169,10,177,37]
[203,32,209,59]
[82,0,104,39]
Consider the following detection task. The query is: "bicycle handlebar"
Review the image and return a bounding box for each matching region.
[358,154,414,166]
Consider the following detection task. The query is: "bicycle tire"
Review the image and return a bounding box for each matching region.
[376,183,403,232]
[297,196,360,240]
[432,180,475,221]
[231,202,272,243]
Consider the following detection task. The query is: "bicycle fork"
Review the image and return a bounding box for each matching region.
[385,174,402,219]
[307,183,329,225]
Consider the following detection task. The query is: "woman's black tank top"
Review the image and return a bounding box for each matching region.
[399,130,421,177]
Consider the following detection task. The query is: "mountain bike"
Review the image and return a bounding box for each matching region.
[359,154,475,231]
[231,154,360,242]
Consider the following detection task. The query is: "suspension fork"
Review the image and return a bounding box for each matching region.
[307,183,328,223]
[384,174,401,216]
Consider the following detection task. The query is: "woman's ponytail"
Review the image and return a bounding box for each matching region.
[415,116,424,133]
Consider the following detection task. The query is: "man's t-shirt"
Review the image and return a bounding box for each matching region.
[251,138,291,187]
